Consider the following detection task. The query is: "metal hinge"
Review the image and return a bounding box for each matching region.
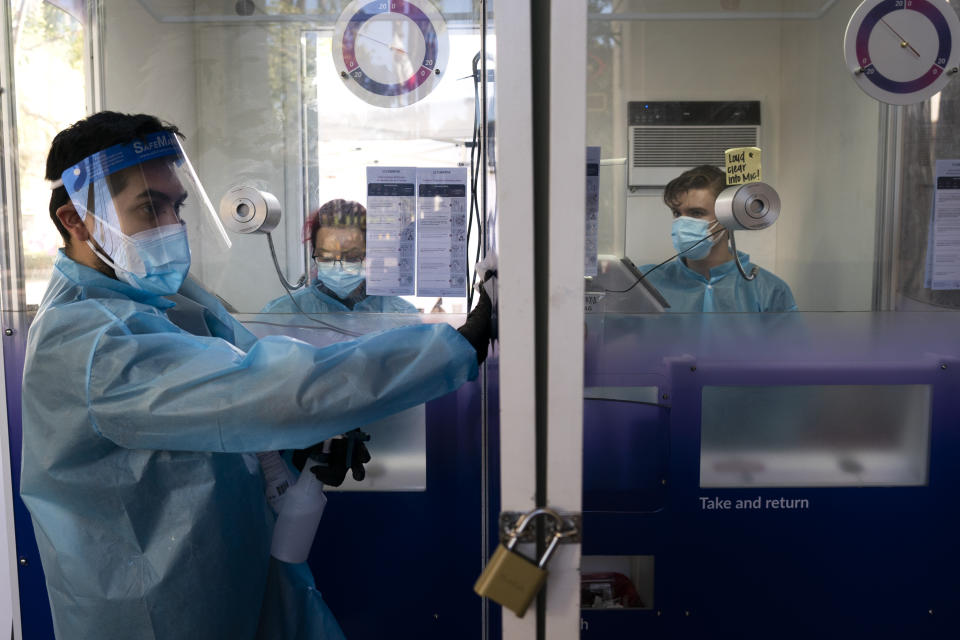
[498,509,581,544]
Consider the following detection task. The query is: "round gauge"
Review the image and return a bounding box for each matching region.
[332,0,449,108]
[843,0,960,105]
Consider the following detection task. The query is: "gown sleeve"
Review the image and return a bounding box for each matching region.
[85,306,477,452]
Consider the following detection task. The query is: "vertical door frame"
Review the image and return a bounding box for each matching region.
[543,1,586,637]
[494,2,586,638]
[493,1,537,635]
[0,0,24,636]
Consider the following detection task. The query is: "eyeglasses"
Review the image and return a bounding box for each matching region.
[313,251,365,269]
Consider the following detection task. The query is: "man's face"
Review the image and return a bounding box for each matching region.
[103,159,187,236]
[314,226,365,264]
[669,187,717,222]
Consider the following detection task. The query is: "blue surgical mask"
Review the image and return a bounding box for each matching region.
[671,217,718,261]
[89,223,191,296]
[316,261,365,299]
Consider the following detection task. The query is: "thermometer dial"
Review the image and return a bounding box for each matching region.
[843,0,960,105]
[333,0,449,108]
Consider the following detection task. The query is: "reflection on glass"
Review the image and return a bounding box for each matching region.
[13,0,86,307]
[354,14,422,86]
[700,385,931,488]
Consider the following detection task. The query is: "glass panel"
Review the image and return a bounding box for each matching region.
[700,384,931,487]
[299,27,481,313]
[239,310,453,492]
[587,0,886,314]
[581,3,960,635]
[12,0,87,308]
[76,0,490,465]
[581,0,960,497]
[11,2,494,637]
[897,81,960,310]
[91,1,482,317]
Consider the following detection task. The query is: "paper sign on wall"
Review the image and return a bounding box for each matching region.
[927,159,960,290]
[416,167,468,298]
[366,167,416,296]
[585,146,600,277]
[724,147,762,185]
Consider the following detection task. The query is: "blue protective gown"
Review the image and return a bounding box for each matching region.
[20,251,477,640]
[640,251,797,312]
[260,280,418,314]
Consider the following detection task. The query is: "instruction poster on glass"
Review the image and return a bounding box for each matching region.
[366,167,417,296]
[926,159,960,290]
[585,146,600,276]
[416,168,468,297]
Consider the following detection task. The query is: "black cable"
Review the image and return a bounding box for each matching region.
[479,36,488,266]
[584,397,672,409]
[603,228,725,294]
[242,319,370,335]
[467,51,483,309]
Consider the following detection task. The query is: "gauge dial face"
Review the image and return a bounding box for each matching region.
[844,0,960,105]
[333,0,449,108]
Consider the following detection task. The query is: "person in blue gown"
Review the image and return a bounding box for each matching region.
[19,112,492,640]
[639,165,797,313]
[261,199,418,314]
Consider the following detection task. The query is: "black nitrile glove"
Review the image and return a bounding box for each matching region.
[456,283,493,365]
[292,429,371,487]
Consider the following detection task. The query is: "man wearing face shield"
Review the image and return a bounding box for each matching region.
[20,112,493,640]
[261,199,418,314]
[639,165,797,313]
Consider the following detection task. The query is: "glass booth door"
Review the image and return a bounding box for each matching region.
[576,1,960,639]
[0,1,509,639]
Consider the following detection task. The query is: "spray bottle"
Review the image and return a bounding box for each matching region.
[270,456,328,564]
[267,430,370,563]
[256,450,296,514]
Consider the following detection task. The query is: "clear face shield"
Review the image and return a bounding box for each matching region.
[56,131,230,295]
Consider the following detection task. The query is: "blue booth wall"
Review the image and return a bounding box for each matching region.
[8,308,960,638]
[580,312,960,638]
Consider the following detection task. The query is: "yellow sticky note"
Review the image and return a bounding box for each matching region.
[724,147,761,185]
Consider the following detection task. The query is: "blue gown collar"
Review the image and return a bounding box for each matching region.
[54,249,176,309]
[678,250,752,283]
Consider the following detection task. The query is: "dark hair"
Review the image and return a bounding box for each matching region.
[46,111,181,245]
[302,199,367,251]
[662,164,726,209]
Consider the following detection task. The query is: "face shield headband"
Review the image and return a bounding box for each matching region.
[54,131,231,294]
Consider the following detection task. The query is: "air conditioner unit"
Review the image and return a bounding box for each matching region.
[628,101,760,188]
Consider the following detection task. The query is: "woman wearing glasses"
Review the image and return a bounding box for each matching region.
[261,199,418,314]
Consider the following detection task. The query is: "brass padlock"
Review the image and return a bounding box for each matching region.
[473,508,567,617]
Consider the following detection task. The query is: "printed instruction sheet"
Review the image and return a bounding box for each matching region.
[416,167,468,297]
[928,159,960,290]
[585,147,600,276]
[366,167,416,296]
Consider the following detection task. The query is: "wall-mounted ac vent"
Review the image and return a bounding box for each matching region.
[628,101,760,188]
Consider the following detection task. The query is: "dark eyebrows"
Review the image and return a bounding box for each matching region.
[132,189,189,207]
[672,207,707,217]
